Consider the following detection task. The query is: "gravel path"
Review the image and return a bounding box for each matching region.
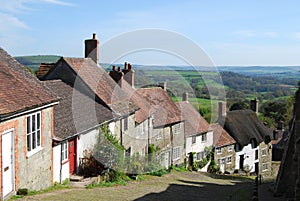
[16,171,258,201]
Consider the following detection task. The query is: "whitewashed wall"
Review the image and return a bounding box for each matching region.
[185,130,213,157]
[53,144,69,183]
[77,129,99,162]
[235,144,259,173]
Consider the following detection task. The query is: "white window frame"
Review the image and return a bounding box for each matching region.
[228,145,232,152]
[26,111,42,157]
[227,156,232,164]
[216,147,222,155]
[61,141,68,162]
[174,124,181,135]
[173,146,180,160]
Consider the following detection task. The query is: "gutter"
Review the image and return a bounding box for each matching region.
[0,101,59,122]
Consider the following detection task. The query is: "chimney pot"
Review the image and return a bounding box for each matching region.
[118,67,122,72]
[112,66,116,71]
[93,33,96,39]
[124,62,128,70]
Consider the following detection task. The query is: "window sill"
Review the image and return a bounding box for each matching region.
[26,147,43,158]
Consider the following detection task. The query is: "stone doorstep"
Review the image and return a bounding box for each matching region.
[69,175,84,182]
[69,176,99,188]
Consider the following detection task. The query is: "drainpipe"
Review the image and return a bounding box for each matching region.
[59,142,63,183]
[170,126,174,167]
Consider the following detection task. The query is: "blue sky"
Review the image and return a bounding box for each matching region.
[1,0,300,66]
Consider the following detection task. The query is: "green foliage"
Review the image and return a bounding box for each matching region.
[208,160,220,173]
[146,168,169,177]
[198,158,209,169]
[229,101,249,111]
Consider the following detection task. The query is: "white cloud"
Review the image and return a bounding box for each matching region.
[40,0,74,7]
[0,12,29,30]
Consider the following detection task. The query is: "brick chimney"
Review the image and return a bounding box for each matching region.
[250,98,258,114]
[218,101,226,125]
[122,62,135,87]
[182,92,189,102]
[158,82,167,91]
[85,33,99,64]
[109,66,124,87]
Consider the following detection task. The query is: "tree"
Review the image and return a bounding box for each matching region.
[229,101,249,111]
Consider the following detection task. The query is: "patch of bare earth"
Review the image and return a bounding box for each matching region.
[16,171,254,201]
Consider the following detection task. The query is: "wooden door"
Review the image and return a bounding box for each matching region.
[2,130,14,198]
[68,138,76,174]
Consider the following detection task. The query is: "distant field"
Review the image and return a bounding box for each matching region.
[15,55,61,72]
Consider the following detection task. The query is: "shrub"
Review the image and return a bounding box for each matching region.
[208,160,220,173]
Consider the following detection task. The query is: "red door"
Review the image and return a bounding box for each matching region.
[68,138,77,174]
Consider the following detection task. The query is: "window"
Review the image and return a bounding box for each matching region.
[173,147,180,160]
[197,152,205,160]
[192,136,196,144]
[262,148,267,156]
[255,149,259,160]
[61,141,68,162]
[138,122,144,136]
[201,133,207,142]
[216,147,222,155]
[262,163,268,171]
[227,156,232,164]
[126,147,131,157]
[174,124,181,135]
[27,111,42,155]
[228,145,232,152]
[156,130,162,140]
[123,117,128,131]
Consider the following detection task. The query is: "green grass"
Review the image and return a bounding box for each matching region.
[9,180,71,200]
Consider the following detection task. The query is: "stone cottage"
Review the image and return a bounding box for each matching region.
[0,47,58,199]
[211,123,236,173]
[220,101,273,176]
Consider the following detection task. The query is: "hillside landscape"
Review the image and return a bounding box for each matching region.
[16,55,298,128]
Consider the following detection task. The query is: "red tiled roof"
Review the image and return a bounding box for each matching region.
[211,123,236,147]
[176,101,210,137]
[36,63,56,78]
[0,47,57,116]
[120,80,152,123]
[62,58,139,116]
[137,87,182,127]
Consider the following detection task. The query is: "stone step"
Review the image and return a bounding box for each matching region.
[69,175,84,182]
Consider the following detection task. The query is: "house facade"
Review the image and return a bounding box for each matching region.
[42,34,154,177]
[176,94,213,163]
[221,102,272,176]
[137,87,185,168]
[0,47,58,199]
[211,123,236,173]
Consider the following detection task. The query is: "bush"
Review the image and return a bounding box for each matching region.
[208,160,220,173]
